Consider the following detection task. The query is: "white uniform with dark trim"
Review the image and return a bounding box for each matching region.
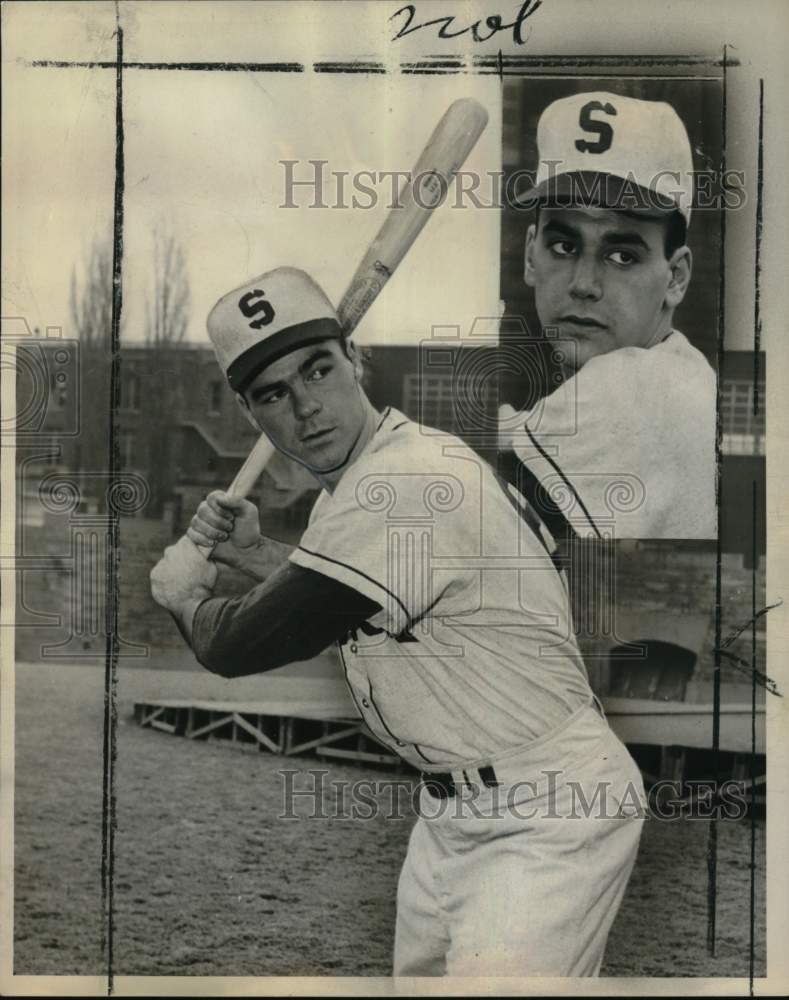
[503,331,716,539]
[290,408,645,976]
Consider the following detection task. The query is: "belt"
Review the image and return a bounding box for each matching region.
[418,699,610,799]
[421,764,500,799]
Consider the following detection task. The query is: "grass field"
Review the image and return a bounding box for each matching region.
[13,661,766,978]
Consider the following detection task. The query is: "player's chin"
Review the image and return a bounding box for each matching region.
[307,453,350,475]
[296,444,349,475]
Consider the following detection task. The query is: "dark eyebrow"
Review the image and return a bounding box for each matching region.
[249,348,334,402]
[600,231,651,251]
[298,348,333,373]
[541,219,581,241]
[540,218,650,252]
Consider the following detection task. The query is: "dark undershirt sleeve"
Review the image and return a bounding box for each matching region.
[189,562,382,678]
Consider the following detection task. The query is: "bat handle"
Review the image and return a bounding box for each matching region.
[195,433,277,560]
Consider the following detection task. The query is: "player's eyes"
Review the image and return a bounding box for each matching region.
[258,388,287,406]
[548,240,576,257]
[607,249,639,266]
[306,365,332,383]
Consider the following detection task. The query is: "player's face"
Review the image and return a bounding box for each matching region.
[241,339,367,474]
[525,207,692,372]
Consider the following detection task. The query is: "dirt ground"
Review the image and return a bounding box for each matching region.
[13,662,766,978]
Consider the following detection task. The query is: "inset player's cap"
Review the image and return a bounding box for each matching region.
[207,267,343,393]
[521,92,694,224]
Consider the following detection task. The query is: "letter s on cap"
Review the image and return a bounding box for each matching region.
[238,290,276,330]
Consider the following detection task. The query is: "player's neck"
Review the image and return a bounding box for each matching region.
[644,313,676,350]
[314,397,381,494]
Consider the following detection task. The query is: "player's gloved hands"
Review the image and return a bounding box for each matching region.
[150,535,218,612]
[186,490,261,567]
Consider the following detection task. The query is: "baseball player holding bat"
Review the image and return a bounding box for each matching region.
[499,91,716,540]
[150,264,647,977]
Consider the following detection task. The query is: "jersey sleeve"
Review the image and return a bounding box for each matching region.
[190,561,381,677]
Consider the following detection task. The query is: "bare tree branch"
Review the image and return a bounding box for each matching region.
[70,237,114,348]
[68,237,116,492]
[145,224,191,347]
[141,223,193,514]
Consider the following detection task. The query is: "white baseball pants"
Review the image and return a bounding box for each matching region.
[394,702,646,977]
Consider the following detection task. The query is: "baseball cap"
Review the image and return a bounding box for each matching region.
[207,267,343,393]
[520,92,694,224]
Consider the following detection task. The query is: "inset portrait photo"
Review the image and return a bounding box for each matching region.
[498,77,727,541]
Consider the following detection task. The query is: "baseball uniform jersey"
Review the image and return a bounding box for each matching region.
[289,406,594,767]
[501,330,716,539]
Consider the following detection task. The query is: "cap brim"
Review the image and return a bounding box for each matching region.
[513,170,679,217]
[228,317,343,394]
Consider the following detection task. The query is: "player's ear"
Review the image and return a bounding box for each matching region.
[524,223,538,288]
[664,245,692,310]
[344,340,364,381]
[234,391,262,431]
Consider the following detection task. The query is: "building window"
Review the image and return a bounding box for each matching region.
[404,374,453,431]
[123,373,141,412]
[119,432,134,468]
[209,380,223,414]
[403,373,494,435]
[721,379,765,455]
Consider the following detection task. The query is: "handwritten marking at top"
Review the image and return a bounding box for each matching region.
[390,0,543,46]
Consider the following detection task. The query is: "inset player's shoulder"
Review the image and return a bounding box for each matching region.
[581,333,712,383]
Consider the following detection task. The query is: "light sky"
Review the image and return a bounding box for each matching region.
[2,1,770,354]
[3,6,502,349]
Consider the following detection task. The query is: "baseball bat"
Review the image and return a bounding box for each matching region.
[199,97,489,556]
[335,97,489,333]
